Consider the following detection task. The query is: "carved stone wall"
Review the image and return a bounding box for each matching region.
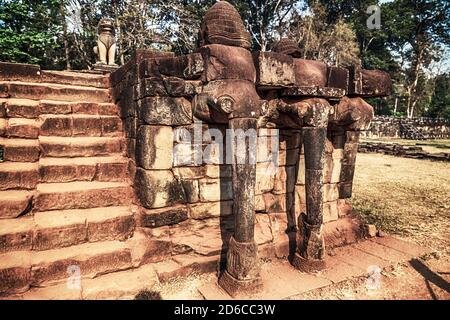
[108,49,366,260]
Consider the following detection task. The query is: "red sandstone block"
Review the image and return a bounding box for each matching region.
[0,162,39,190]
[34,181,132,211]
[0,253,32,295]
[40,70,109,89]
[72,116,102,136]
[39,136,124,157]
[294,59,328,87]
[0,62,40,82]
[96,161,128,182]
[39,158,96,183]
[101,116,123,137]
[0,138,40,162]
[0,217,33,253]
[0,83,8,98]
[39,115,72,136]
[33,211,87,251]
[5,99,39,118]
[0,118,6,136]
[5,118,40,139]
[30,241,133,285]
[0,191,33,219]
[87,207,135,242]
[39,100,72,114]
[7,82,110,103]
[98,103,119,116]
[199,44,256,82]
[71,102,100,114]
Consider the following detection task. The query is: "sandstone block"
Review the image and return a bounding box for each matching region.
[274,166,296,194]
[188,200,233,220]
[140,205,189,228]
[5,99,39,118]
[199,44,256,82]
[134,168,185,209]
[199,178,233,202]
[0,191,33,219]
[5,118,40,139]
[136,125,173,170]
[0,162,38,190]
[253,51,295,88]
[139,96,192,125]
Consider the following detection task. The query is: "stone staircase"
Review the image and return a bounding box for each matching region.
[0,70,136,295]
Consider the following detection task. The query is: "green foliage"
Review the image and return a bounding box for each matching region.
[426,73,450,119]
[0,0,64,69]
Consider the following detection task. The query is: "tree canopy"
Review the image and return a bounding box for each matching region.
[0,0,448,119]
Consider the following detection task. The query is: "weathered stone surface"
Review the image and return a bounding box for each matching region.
[0,191,33,219]
[30,241,133,285]
[0,253,31,295]
[40,70,109,89]
[39,100,72,114]
[255,162,275,195]
[349,67,392,97]
[35,182,131,211]
[134,168,186,209]
[278,148,299,166]
[5,99,39,118]
[0,138,39,162]
[327,66,349,90]
[81,264,158,300]
[189,200,233,220]
[140,205,188,228]
[173,166,206,179]
[180,179,200,203]
[134,77,167,99]
[281,86,345,98]
[169,217,234,256]
[33,211,87,251]
[293,59,328,87]
[5,82,110,103]
[0,62,40,82]
[138,96,192,125]
[199,178,233,202]
[87,207,135,242]
[273,166,296,194]
[199,44,256,82]
[0,217,33,253]
[199,1,252,49]
[139,53,204,80]
[126,227,171,266]
[39,136,124,158]
[254,51,295,88]
[0,162,38,190]
[323,183,339,202]
[4,118,40,138]
[204,164,232,178]
[323,201,339,223]
[163,78,200,97]
[136,125,173,170]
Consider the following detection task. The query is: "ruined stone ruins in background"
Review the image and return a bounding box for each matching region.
[0,1,391,298]
[363,116,450,140]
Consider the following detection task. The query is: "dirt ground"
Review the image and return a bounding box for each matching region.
[361,137,450,154]
[148,152,450,300]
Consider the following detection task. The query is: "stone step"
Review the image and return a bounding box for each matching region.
[39,136,125,157]
[18,264,157,300]
[0,190,34,219]
[39,156,128,183]
[40,71,109,89]
[1,81,110,103]
[35,181,132,211]
[0,162,39,190]
[0,137,40,162]
[0,206,134,253]
[39,100,118,116]
[0,240,133,294]
[0,118,40,139]
[40,115,122,137]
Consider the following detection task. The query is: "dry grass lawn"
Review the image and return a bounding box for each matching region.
[352,153,450,255]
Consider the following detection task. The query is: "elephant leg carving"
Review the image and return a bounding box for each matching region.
[218,117,263,297]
